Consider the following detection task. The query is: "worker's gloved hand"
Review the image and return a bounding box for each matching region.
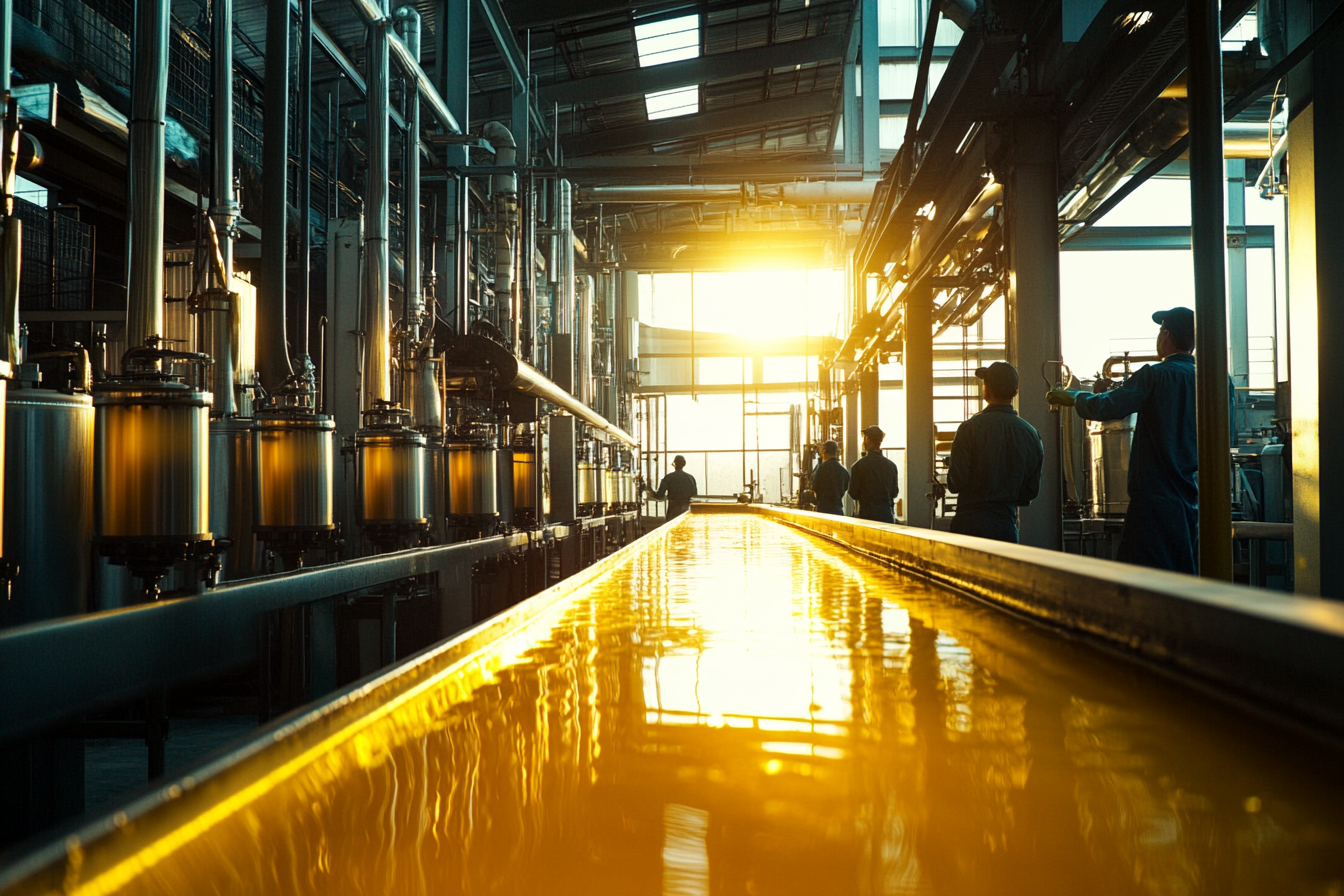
[1047,389,1082,407]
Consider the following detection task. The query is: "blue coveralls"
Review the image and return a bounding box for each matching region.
[652,469,698,521]
[811,458,850,515]
[946,404,1044,543]
[1073,353,1198,573]
[847,451,900,523]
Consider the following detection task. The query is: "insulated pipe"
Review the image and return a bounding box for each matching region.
[395,6,422,330]
[557,180,574,336]
[508,360,637,448]
[580,181,879,206]
[483,122,517,348]
[579,274,594,407]
[126,0,171,352]
[209,0,238,415]
[351,0,461,133]
[260,0,293,387]
[363,16,392,409]
[295,0,313,363]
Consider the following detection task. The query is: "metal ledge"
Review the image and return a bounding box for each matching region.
[732,505,1344,743]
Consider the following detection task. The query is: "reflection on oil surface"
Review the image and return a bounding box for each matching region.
[47,515,1344,895]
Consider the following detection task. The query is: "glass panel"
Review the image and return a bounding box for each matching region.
[635,14,701,67]
[645,85,700,120]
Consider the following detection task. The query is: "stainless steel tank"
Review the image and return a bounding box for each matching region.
[513,447,537,511]
[603,467,618,511]
[2,388,94,625]
[254,409,335,531]
[94,379,211,542]
[577,461,597,506]
[404,356,443,432]
[424,437,446,544]
[209,417,255,579]
[356,407,427,526]
[447,443,499,517]
[1089,415,1135,517]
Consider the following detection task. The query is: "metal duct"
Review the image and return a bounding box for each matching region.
[939,0,979,30]
[208,0,239,416]
[364,16,392,409]
[579,274,594,407]
[775,180,879,205]
[126,0,170,350]
[396,6,423,329]
[260,0,293,387]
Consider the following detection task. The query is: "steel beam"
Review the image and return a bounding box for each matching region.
[541,34,846,106]
[1061,225,1274,251]
[1007,118,1062,551]
[1188,0,1232,580]
[562,91,835,156]
[475,0,551,144]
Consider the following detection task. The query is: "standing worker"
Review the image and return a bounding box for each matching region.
[647,454,698,522]
[848,425,900,523]
[811,440,850,515]
[1048,307,1197,573]
[947,362,1044,543]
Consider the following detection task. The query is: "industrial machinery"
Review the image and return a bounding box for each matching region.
[355,401,428,551]
[253,372,337,569]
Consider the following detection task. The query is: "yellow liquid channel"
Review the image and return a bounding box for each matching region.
[19,513,1344,895]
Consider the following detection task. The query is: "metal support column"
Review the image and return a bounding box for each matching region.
[1007,119,1062,550]
[260,0,293,387]
[442,0,469,332]
[904,284,934,528]
[1188,0,1232,580]
[859,363,879,430]
[843,62,860,165]
[844,376,858,516]
[1227,160,1250,395]
[860,0,880,175]
[126,0,171,351]
[363,15,392,407]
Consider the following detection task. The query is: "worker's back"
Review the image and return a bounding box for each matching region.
[848,452,900,523]
[811,458,850,515]
[654,469,698,519]
[947,404,1044,542]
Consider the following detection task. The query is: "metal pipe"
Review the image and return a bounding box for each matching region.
[557,180,574,337]
[351,0,461,134]
[296,0,313,363]
[483,122,517,349]
[261,0,293,387]
[508,360,636,448]
[580,181,879,206]
[1101,353,1161,380]
[1188,0,1232,580]
[209,0,239,416]
[395,7,423,331]
[363,17,392,409]
[579,273,593,406]
[126,0,171,351]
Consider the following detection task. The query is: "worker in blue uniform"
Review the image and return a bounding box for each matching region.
[647,454,698,521]
[1048,307,1198,573]
[811,440,850,515]
[947,362,1044,543]
[848,425,901,523]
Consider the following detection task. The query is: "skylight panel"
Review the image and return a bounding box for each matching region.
[645,85,700,120]
[635,14,700,67]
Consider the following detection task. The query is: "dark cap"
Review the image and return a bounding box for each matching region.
[975,361,1019,398]
[1153,307,1195,348]
[861,425,885,441]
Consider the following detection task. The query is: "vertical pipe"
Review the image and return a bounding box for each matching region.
[904,284,934,527]
[261,0,293,387]
[860,0,880,175]
[1227,159,1250,394]
[295,0,313,363]
[859,364,879,430]
[364,17,392,409]
[126,0,171,351]
[397,7,422,330]
[1188,0,1232,580]
[579,274,594,406]
[209,0,238,416]
[843,381,858,515]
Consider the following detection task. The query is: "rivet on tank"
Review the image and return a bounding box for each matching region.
[254,362,338,569]
[93,338,217,600]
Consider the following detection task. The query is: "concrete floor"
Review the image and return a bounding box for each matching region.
[84,715,259,813]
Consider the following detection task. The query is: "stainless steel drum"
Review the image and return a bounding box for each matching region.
[356,407,427,526]
[254,410,335,530]
[1089,415,1135,517]
[513,447,537,511]
[3,388,94,625]
[448,443,499,517]
[404,357,443,432]
[94,379,211,542]
[620,470,634,506]
[603,467,618,510]
[577,461,597,506]
[210,416,255,578]
[425,437,446,544]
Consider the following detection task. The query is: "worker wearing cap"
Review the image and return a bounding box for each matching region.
[1048,308,1198,573]
[848,425,900,523]
[947,362,1044,543]
[811,440,850,515]
[647,454,698,521]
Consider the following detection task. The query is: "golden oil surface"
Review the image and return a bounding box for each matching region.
[38,514,1344,895]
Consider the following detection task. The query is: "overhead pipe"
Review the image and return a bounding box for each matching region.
[580,180,879,206]
[509,361,636,448]
[350,0,461,134]
[260,0,293,388]
[363,13,392,409]
[126,0,171,351]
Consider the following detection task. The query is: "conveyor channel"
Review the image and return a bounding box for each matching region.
[3,510,1343,894]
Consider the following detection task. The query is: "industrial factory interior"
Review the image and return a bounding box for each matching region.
[2,0,1344,889]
